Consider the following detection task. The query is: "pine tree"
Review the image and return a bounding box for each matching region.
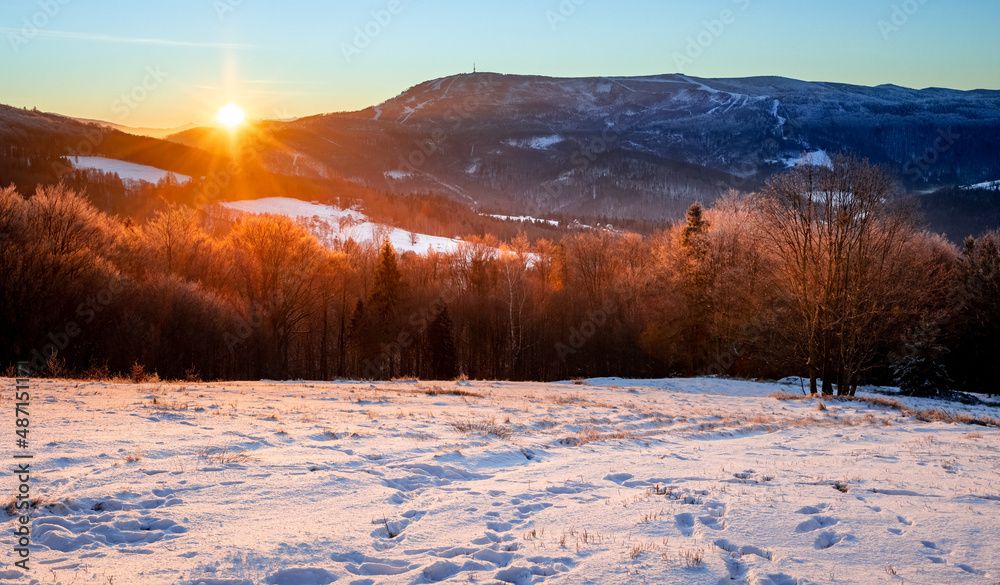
[370,239,405,322]
[892,322,953,397]
[681,202,710,253]
[678,202,714,374]
[945,232,1000,394]
[427,304,458,380]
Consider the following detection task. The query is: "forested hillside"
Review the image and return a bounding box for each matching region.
[2,157,997,394]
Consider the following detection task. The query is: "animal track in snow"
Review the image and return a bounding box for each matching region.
[794,516,839,533]
[813,531,851,550]
[675,512,695,536]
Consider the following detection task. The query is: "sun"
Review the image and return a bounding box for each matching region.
[217,103,245,128]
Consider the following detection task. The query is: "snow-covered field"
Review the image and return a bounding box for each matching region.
[2,377,998,584]
[69,156,192,185]
[219,198,465,254]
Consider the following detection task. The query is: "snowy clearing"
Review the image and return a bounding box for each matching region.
[219,197,465,255]
[781,151,833,169]
[961,180,1000,191]
[486,214,561,227]
[504,136,564,150]
[2,377,998,584]
[69,156,192,185]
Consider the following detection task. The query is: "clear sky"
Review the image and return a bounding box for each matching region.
[2,0,998,127]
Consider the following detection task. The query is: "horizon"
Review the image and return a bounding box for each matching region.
[2,0,999,127]
[25,70,1000,130]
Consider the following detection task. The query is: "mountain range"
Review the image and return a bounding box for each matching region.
[2,72,999,232]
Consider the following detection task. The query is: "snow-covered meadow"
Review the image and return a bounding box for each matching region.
[219,198,464,255]
[1,377,998,585]
[69,157,193,185]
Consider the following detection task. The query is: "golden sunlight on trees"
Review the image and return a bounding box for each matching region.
[0,164,992,392]
[757,155,926,395]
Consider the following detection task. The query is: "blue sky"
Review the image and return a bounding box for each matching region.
[1,0,998,127]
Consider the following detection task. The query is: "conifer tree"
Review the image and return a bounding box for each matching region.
[428,304,458,380]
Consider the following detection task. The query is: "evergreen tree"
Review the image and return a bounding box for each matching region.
[370,239,405,322]
[892,322,953,397]
[944,233,1000,394]
[427,304,458,380]
[678,202,714,374]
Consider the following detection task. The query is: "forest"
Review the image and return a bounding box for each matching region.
[1,154,997,395]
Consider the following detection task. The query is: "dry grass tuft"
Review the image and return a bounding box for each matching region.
[562,427,634,447]
[424,386,485,398]
[451,415,512,440]
[771,393,1000,428]
[629,541,658,559]
[2,495,47,517]
[198,445,256,464]
[149,397,188,412]
[679,548,705,568]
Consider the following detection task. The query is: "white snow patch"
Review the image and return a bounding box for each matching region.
[504,135,564,150]
[219,197,464,254]
[784,150,833,169]
[70,156,192,185]
[486,214,559,227]
[962,180,1000,190]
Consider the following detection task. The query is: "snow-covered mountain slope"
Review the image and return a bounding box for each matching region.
[271,73,1000,220]
[962,179,1000,190]
[70,156,193,184]
[2,376,997,584]
[220,197,465,254]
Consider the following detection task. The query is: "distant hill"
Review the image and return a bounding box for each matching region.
[171,72,998,224]
[0,104,217,179]
[68,116,197,139]
[3,72,999,237]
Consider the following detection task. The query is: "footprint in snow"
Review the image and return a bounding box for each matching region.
[264,567,338,585]
[756,573,801,585]
[721,554,748,582]
[813,531,852,550]
[675,513,695,536]
[794,516,839,533]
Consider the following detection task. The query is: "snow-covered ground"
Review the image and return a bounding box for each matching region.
[219,197,465,255]
[69,156,192,185]
[2,377,998,585]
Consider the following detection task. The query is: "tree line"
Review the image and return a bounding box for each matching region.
[1,155,997,395]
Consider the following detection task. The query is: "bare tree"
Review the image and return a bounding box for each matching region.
[757,155,918,395]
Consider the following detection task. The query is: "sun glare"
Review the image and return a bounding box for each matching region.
[217,104,245,128]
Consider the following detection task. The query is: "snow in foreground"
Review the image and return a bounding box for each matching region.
[1,378,998,585]
[69,156,192,185]
[220,197,464,254]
